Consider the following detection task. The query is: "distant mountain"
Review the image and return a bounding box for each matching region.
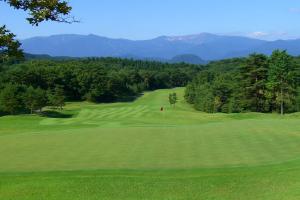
[24,53,75,60]
[21,33,300,60]
[24,52,207,65]
[24,53,52,60]
[170,54,207,64]
[226,39,300,58]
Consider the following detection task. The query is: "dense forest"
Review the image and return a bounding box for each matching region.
[1,50,300,116]
[0,58,201,115]
[185,50,300,114]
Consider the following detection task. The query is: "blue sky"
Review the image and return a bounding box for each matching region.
[1,0,300,40]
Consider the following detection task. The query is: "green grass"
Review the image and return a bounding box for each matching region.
[1,88,300,199]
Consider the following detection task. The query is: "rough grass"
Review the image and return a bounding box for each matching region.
[0,88,300,199]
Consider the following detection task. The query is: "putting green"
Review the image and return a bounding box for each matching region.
[0,88,300,172]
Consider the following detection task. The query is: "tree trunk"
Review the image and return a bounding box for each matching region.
[280,86,284,116]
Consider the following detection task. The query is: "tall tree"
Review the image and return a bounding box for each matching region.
[0,26,23,63]
[24,86,47,113]
[184,51,299,114]
[241,53,269,112]
[48,86,65,110]
[212,74,233,112]
[0,84,24,114]
[169,93,177,107]
[268,50,297,115]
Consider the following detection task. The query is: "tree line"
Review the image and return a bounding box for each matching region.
[0,57,201,115]
[185,50,300,114]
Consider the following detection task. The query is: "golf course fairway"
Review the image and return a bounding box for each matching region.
[0,88,300,199]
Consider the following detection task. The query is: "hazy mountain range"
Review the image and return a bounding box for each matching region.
[21,33,300,61]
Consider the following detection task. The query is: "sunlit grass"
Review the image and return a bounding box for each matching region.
[0,88,300,199]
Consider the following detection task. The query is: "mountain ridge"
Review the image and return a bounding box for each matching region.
[21,33,300,61]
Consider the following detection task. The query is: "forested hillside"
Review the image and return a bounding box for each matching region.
[1,51,300,116]
[185,50,300,114]
[0,58,200,115]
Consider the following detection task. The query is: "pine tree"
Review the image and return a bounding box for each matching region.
[0,84,24,114]
[241,53,269,112]
[24,86,47,114]
[48,86,65,110]
[268,50,297,115]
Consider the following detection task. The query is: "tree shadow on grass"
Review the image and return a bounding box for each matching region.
[0,111,6,117]
[117,94,142,102]
[41,110,74,118]
[96,94,142,103]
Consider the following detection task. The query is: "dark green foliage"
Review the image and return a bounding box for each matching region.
[0,26,24,64]
[169,93,177,107]
[205,57,247,73]
[0,84,25,114]
[0,58,200,115]
[47,86,65,110]
[241,54,269,112]
[24,86,47,113]
[185,51,300,114]
[296,87,300,111]
[187,73,242,113]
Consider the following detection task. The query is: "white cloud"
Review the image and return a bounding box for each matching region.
[246,31,290,40]
[248,31,269,38]
[221,31,297,41]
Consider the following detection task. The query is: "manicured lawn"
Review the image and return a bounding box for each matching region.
[0,88,300,199]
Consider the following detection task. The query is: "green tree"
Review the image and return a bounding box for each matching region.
[296,87,300,112]
[193,86,215,113]
[185,52,299,114]
[268,50,297,115]
[241,53,269,112]
[24,86,47,113]
[0,0,74,61]
[2,0,74,25]
[212,74,232,112]
[48,86,65,110]
[184,84,196,104]
[169,93,177,107]
[0,26,23,63]
[0,84,24,114]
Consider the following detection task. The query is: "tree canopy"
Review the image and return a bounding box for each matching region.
[0,26,23,63]
[0,0,74,63]
[169,93,177,107]
[1,0,73,25]
[185,50,300,114]
[0,57,201,115]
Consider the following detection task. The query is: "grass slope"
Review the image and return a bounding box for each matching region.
[0,88,300,199]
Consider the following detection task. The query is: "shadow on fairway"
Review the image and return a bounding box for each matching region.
[41,110,74,118]
[0,111,5,117]
[117,94,143,102]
